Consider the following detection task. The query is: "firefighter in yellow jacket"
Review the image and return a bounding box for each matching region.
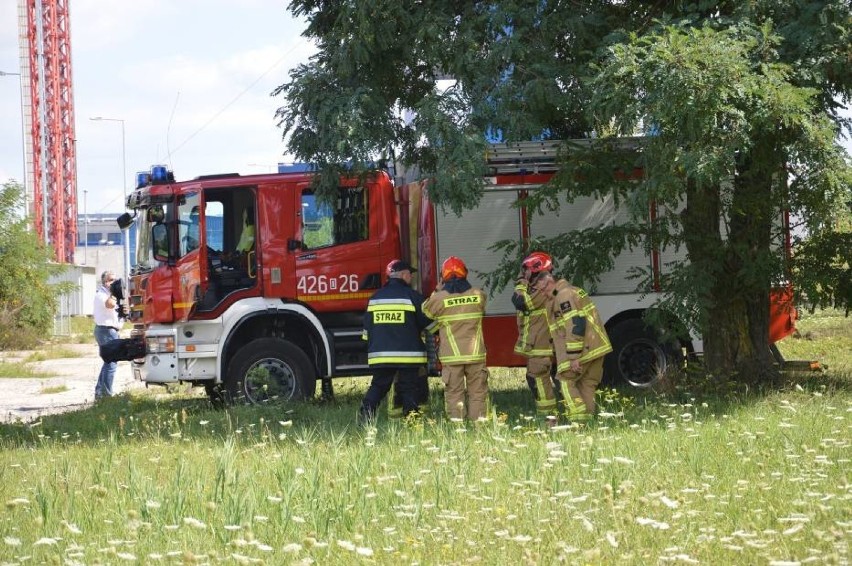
[525,257,612,423]
[512,251,561,418]
[422,256,489,421]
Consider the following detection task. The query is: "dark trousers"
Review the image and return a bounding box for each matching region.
[360,366,421,418]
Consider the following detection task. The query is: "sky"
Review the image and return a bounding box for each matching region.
[0,2,850,219]
[0,0,315,215]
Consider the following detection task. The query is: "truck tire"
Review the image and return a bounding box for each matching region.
[223,338,316,404]
[603,319,682,389]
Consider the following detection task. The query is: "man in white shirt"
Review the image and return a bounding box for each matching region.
[93,270,122,400]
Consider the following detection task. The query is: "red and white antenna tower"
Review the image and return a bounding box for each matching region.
[19,0,77,264]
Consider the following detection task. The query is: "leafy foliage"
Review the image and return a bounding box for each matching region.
[276,1,852,380]
[0,181,66,349]
[590,22,852,330]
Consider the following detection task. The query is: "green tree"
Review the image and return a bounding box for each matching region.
[0,181,65,349]
[275,1,851,384]
[590,22,851,383]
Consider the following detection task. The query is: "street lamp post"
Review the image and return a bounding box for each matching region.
[0,70,29,217]
[90,116,129,285]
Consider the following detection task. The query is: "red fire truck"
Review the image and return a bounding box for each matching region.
[123,140,797,403]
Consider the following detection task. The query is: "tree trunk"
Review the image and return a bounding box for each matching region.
[681,155,781,386]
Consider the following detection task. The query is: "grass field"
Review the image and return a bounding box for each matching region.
[0,310,848,564]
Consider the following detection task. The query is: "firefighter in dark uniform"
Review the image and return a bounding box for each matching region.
[359,260,432,423]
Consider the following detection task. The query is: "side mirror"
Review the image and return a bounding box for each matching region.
[116,212,135,230]
[152,223,169,262]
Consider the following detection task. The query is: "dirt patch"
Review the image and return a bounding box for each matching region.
[0,343,144,423]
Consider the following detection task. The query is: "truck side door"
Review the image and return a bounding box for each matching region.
[174,190,203,321]
[294,184,384,312]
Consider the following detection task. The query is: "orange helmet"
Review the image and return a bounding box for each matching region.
[441,256,468,280]
[522,251,553,275]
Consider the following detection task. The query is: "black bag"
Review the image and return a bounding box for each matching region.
[99,337,146,363]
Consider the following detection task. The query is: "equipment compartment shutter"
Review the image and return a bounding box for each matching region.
[529,193,652,294]
[434,189,521,315]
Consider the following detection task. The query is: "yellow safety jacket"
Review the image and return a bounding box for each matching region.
[512,278,552,358]
[422,285,487,365]
[546,280,612,373]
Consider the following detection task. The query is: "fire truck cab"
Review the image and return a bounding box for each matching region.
[128,166,399,403]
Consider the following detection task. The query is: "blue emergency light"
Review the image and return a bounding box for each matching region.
[151,165,170,184]
[135,171,151,189]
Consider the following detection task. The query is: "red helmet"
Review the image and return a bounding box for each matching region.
[441,256,468,280]
[522,251,553,275]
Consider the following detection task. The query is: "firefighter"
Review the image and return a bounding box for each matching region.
[422,256,489,421]
[526,260,612,424]
[512,252,561,419]
[358,259,432,423]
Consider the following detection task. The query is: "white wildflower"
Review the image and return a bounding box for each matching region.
[606,532,618,548]
[116,552,137,561]
[33,537,58,545]
[636,517,670,530]
[295,467,305,475]
[183,517,206,529]
[613,456,634,465]
[282,543,303,553]
[62,520,83,534]
[4,537,21,546]
[356,547,374,556]
[337,540,356,551]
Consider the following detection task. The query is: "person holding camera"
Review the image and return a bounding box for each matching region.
[93,270,123,400]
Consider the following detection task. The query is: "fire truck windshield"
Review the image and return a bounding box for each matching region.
[136,203,173,270]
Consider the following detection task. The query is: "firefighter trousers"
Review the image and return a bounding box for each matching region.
[360,366,422,420]
[388,372,430,418]
[526,356,560,416]
[442,362,489,421]
[556,356,604,422]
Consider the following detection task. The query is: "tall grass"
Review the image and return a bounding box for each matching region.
[0,311,848,564]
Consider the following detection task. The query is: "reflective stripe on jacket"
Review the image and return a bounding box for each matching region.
[362,278,431,367]
[546,279,612,372]
[512,279,552,357]
[422,285,487,365]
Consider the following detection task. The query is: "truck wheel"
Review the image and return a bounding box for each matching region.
[224,338,316,404]
[603,319,682,389]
